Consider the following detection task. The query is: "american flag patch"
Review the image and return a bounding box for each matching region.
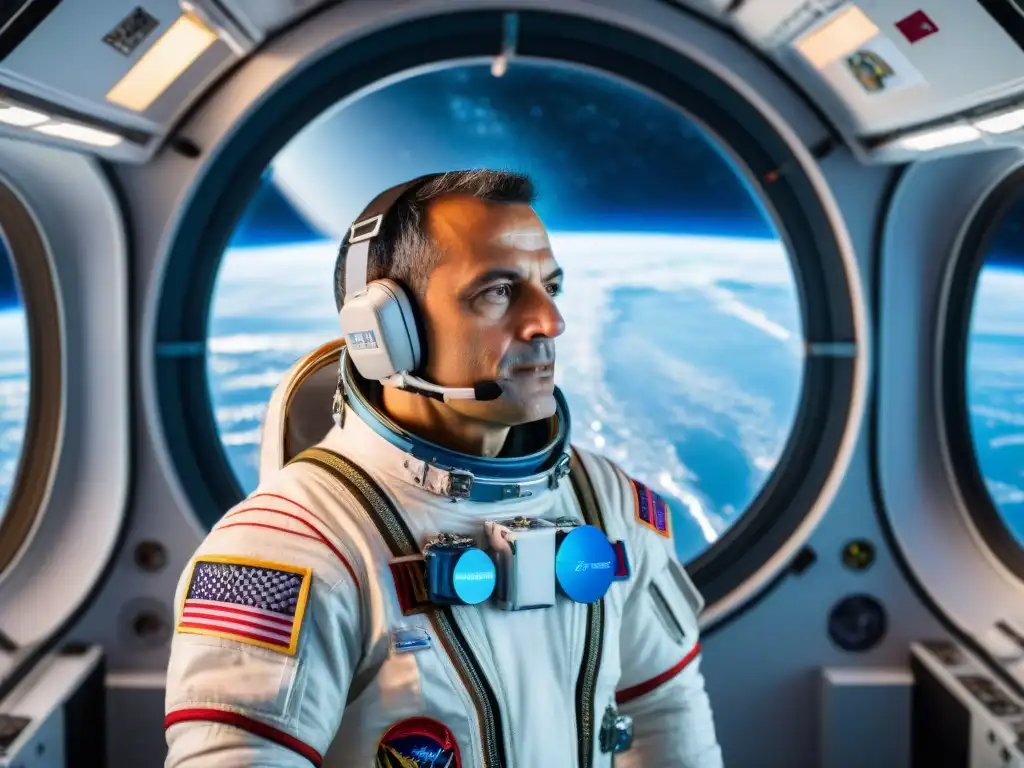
[631,479,671,539]
[176,557,312,655]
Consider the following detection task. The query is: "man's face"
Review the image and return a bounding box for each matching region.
[419,195,565,426]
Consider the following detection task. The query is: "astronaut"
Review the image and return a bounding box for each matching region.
[163,170,724,767]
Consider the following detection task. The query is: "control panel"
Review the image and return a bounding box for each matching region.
[912,641,1024,768]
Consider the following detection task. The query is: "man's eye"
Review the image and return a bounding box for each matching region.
[546,283,562,297]
[483,284,513,301]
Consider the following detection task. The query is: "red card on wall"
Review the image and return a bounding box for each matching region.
[895,10,939,43]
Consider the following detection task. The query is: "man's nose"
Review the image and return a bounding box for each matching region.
[516,285,565,341]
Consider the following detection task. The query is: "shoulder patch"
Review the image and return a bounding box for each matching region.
[630,479,672,538]
[176,556,312,656]
[389,556,432,616]
[377,717,461,767]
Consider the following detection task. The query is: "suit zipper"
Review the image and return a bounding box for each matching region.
[576,599,605,768]
[295,448,509,768]
[567,450,609,768]
[436,609,508,768]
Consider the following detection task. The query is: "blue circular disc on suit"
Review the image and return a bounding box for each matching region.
[555,525,616,604]
[451,548,497,605]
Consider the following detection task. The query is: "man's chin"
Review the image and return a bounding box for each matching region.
[447,389,557,427]
[515,390,558,425]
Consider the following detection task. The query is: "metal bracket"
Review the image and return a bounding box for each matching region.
[349,214,383,243]
[447,470,474,499]
[549,453,571,488]
[500,484,522,500]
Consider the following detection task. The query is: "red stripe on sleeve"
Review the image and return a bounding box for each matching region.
[164,708,322,766]
[616,642,702,705]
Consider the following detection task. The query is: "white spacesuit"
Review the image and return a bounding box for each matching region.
[163,340,723,768]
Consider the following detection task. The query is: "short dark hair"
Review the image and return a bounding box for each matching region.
[333,169,536,308]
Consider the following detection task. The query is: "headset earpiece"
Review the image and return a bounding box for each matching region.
[337,174,442,382]
[339,278,421,380]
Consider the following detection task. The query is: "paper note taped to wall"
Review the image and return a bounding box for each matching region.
[844,34,924,94]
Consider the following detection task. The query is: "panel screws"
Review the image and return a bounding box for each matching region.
[134,541,167,572]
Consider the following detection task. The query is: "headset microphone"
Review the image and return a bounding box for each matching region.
[383,373,503,403]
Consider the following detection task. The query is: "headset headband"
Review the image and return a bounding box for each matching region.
[342,173,442,305]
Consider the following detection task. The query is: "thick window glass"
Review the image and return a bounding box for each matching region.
[967,207,1024,546]
[0,236,28,517]
[207,62,804,564]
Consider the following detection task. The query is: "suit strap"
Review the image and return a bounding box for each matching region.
[569,447,607,532]
[290,447,416,556]
[287,446,509,768]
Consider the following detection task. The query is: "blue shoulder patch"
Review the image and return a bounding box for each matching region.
[629,479,671,538]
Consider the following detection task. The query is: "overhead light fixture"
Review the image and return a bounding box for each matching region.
[179,1,257,56]
[0,105,48,127]
[794,5,879,70]
[975,109,1024,134]
[890,124,982,151]
[34,122,122,148]
[105,13,217,112]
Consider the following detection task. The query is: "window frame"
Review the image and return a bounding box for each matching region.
[151,5,865,614]
[939,164,1024,580]
[0,141,130,662]
[0,174,63,578]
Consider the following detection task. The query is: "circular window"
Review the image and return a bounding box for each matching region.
[0,236,28,517]
[156,9,860,606]
[208,61,804,566]
[943,168,1024,576]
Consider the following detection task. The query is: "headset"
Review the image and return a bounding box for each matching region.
[337,174,502,403]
